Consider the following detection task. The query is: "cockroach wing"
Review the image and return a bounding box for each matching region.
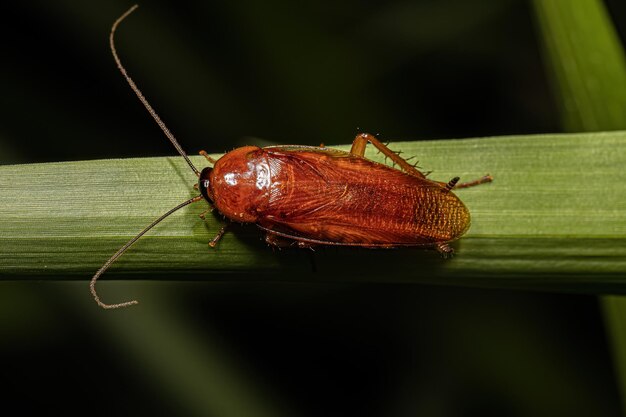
[256,147,471,247]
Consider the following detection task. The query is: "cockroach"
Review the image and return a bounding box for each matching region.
[90,5,492,309]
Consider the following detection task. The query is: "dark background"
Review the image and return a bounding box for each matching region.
[1,0,625,416]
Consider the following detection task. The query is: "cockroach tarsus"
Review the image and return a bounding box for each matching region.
[90,5,493,309]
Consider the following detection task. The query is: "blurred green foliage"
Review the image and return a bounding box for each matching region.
[533,0,626,414]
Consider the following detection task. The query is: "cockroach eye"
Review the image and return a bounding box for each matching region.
[198,167,213,202]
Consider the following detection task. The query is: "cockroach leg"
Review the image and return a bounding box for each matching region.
[199,150,217,164]
[209,224,228,248]
[435,242,454,258]
[444,177,460,193]
[454,174,493,189]
[199,206,214,220]
[265,233,315,249]
[350,133,427,179]
[297,241,315,250]
[265,233,292,248]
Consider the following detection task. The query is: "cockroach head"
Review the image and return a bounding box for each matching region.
[199,167,214,202]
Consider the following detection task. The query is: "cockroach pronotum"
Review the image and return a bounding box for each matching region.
[90,5,492,309]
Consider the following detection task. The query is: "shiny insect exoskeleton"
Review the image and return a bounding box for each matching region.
[199,140,491,249]
[91,6,492,309]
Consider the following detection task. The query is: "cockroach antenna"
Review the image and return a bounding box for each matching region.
[91,5,205,309]
[90,196,202,309]
[109,4,200,177]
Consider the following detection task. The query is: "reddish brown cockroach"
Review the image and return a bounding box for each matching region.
[90,5,492,309]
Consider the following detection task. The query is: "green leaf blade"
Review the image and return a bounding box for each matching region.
[1,132,625,292]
